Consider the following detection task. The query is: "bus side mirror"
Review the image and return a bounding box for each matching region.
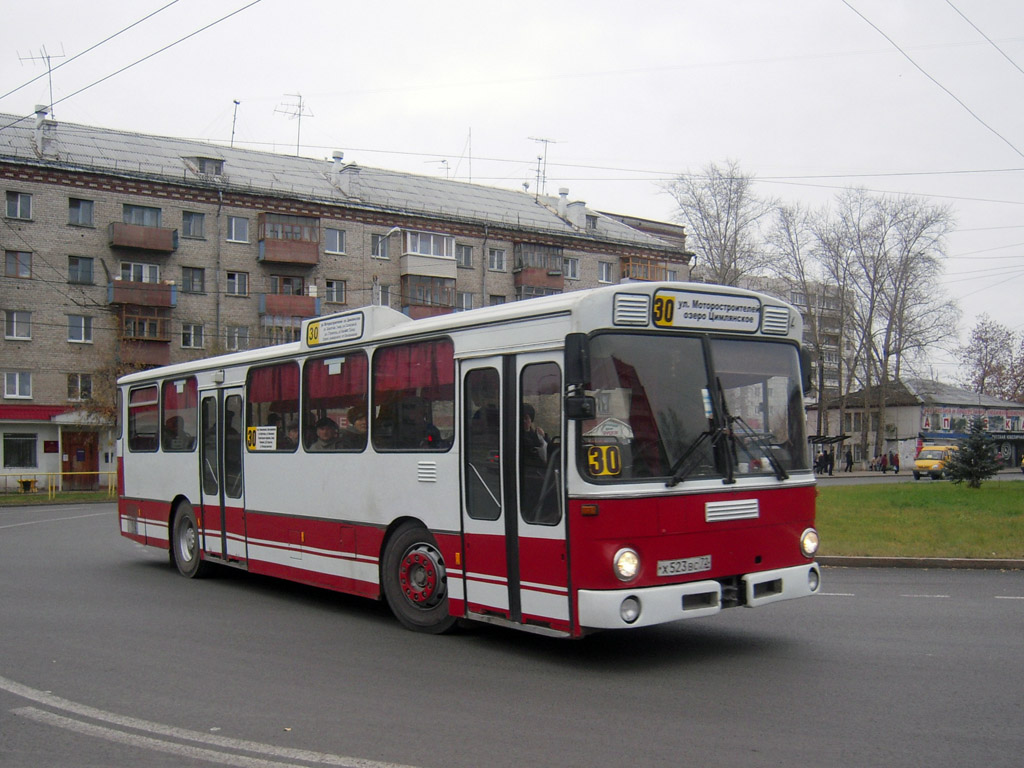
[565,395,596,420]
[565,333,590,387]
[799,346,814,395]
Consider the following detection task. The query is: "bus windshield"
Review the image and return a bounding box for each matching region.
[580,334,809,482]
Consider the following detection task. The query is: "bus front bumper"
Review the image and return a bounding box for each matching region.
[577,562,821,630]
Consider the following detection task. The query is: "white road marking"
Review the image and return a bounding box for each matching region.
[1,675,418,768]
[820,592,856,596]
[0,511,109,530]
[994,595,1024,600]
[899,594,950,598]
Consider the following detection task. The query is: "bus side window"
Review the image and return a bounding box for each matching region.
[127,385,159,452]
[161,377,198,452]
[520,362,562,525]
[372,339,454,451]
[303,352,369,452]
[246,362,299,452]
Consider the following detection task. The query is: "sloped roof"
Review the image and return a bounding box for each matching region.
[903,379,1024,408]
[0,111,680,254]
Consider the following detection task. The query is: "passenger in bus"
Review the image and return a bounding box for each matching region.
[339,405,368,449]
[521,403,548,466]
[279,422,300,450]
[309,417,340,451]
[163,416,193,451]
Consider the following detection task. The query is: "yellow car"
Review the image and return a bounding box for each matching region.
[913,445,958,480]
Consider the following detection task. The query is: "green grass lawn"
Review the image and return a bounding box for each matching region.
[816,482,1024,559]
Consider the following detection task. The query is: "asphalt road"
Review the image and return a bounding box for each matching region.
[2,503,1023,768]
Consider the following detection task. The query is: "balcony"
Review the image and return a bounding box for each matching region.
[258,238,320,265]
[108,222,178,253]
[513,267,563,293]
[107,280,177,307]
[119,339,171,366]
[259,293,320,317]
[620,257,679,282]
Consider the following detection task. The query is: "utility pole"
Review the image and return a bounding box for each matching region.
[18,44,66,117]
[275,93,313,156]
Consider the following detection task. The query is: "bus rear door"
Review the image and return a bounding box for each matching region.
[461,355,569,633]
[199,386,247,565]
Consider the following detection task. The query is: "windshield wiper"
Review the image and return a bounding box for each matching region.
[665,428,720,487]
[729,413,790,481]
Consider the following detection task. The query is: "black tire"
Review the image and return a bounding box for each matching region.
[171,501,212,578]
[382,523,457,634]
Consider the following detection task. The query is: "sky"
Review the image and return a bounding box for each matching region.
[2,0,1023,382]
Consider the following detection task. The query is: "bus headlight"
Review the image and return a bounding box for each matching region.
[613,547,640,581]
[620,596,641,623]
[800,528,820,558]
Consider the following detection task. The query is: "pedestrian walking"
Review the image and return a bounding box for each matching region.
[845,449,854,472]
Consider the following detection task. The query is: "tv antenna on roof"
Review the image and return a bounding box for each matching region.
[18,44,66,117]
[528,136,561,196]
[275,93,313,156]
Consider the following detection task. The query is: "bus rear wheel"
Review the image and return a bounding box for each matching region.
[382,523,457,634]
[171,502,211,578]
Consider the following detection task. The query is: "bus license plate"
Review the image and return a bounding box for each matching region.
[657,555,712,577]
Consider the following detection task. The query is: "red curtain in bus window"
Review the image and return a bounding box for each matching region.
[373,339,454,391]
[304,353,368,400]
[161,377,198,451]
[247,362,299,403]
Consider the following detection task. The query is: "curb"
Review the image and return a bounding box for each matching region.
[818,556,1024,570]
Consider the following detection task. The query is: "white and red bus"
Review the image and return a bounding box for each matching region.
[117,282,820,637]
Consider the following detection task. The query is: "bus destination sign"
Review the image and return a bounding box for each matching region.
[651,289,761,333]
[305,312,365,348]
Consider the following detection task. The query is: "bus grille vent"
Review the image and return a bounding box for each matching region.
[613,293,651,326]
[417,461,438,483]
[761,306,790,335]
[705,498,759,522]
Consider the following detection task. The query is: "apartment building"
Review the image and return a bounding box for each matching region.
[1,108,689,488]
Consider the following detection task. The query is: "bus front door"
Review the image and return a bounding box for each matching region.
[199,387,247,565]
[461,356,569,633]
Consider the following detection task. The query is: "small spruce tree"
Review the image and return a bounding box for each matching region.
[944,417,1001,489]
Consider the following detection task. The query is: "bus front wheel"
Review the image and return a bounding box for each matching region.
[382,523,457,634]
[171,502,211,578]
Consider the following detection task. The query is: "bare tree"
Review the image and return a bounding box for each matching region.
[958,314,1020,399]
[666,160,776,285]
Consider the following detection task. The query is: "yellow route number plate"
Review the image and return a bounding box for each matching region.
[586,444,622,476]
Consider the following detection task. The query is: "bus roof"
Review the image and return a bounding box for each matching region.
[118,282,800,386]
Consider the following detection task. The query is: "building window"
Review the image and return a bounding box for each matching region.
[182,323,204,349]
[225,326,249,351]
[6,191,31,219]
[488,294,506,306]
[122,305,170,340]
[563,257,579,280]
[371,233,390,259]
[181,267,205,294]
[515,243,563,272]
[324,228,346,254]
[515,285,561,301]
[260,317,303,345]
[68,198,94,226]
[455,291,473,312]
[120,262,160,283]
[68,256,94,284]
[666,269,679,282]
[5,251,32,278]
[182,211,205,238]
[488,248,506,272]
[585,214,599,230]
[197,157,224,175]
[123,204,161,227]
[4,310,31,339]
[405,230,454,258]
[68,373,92,401]
[379,284,392,308]
[2,433,37,467]
[456,244,473,268]
[67,315,94,343]
[4,372,32,399]
[598,261,613,283]
[271,275,304,295]
[261,213,318,242]
[226,271,248,296]
[325,280,346,303]
[401,275,455,307]
[227,216,249,243]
